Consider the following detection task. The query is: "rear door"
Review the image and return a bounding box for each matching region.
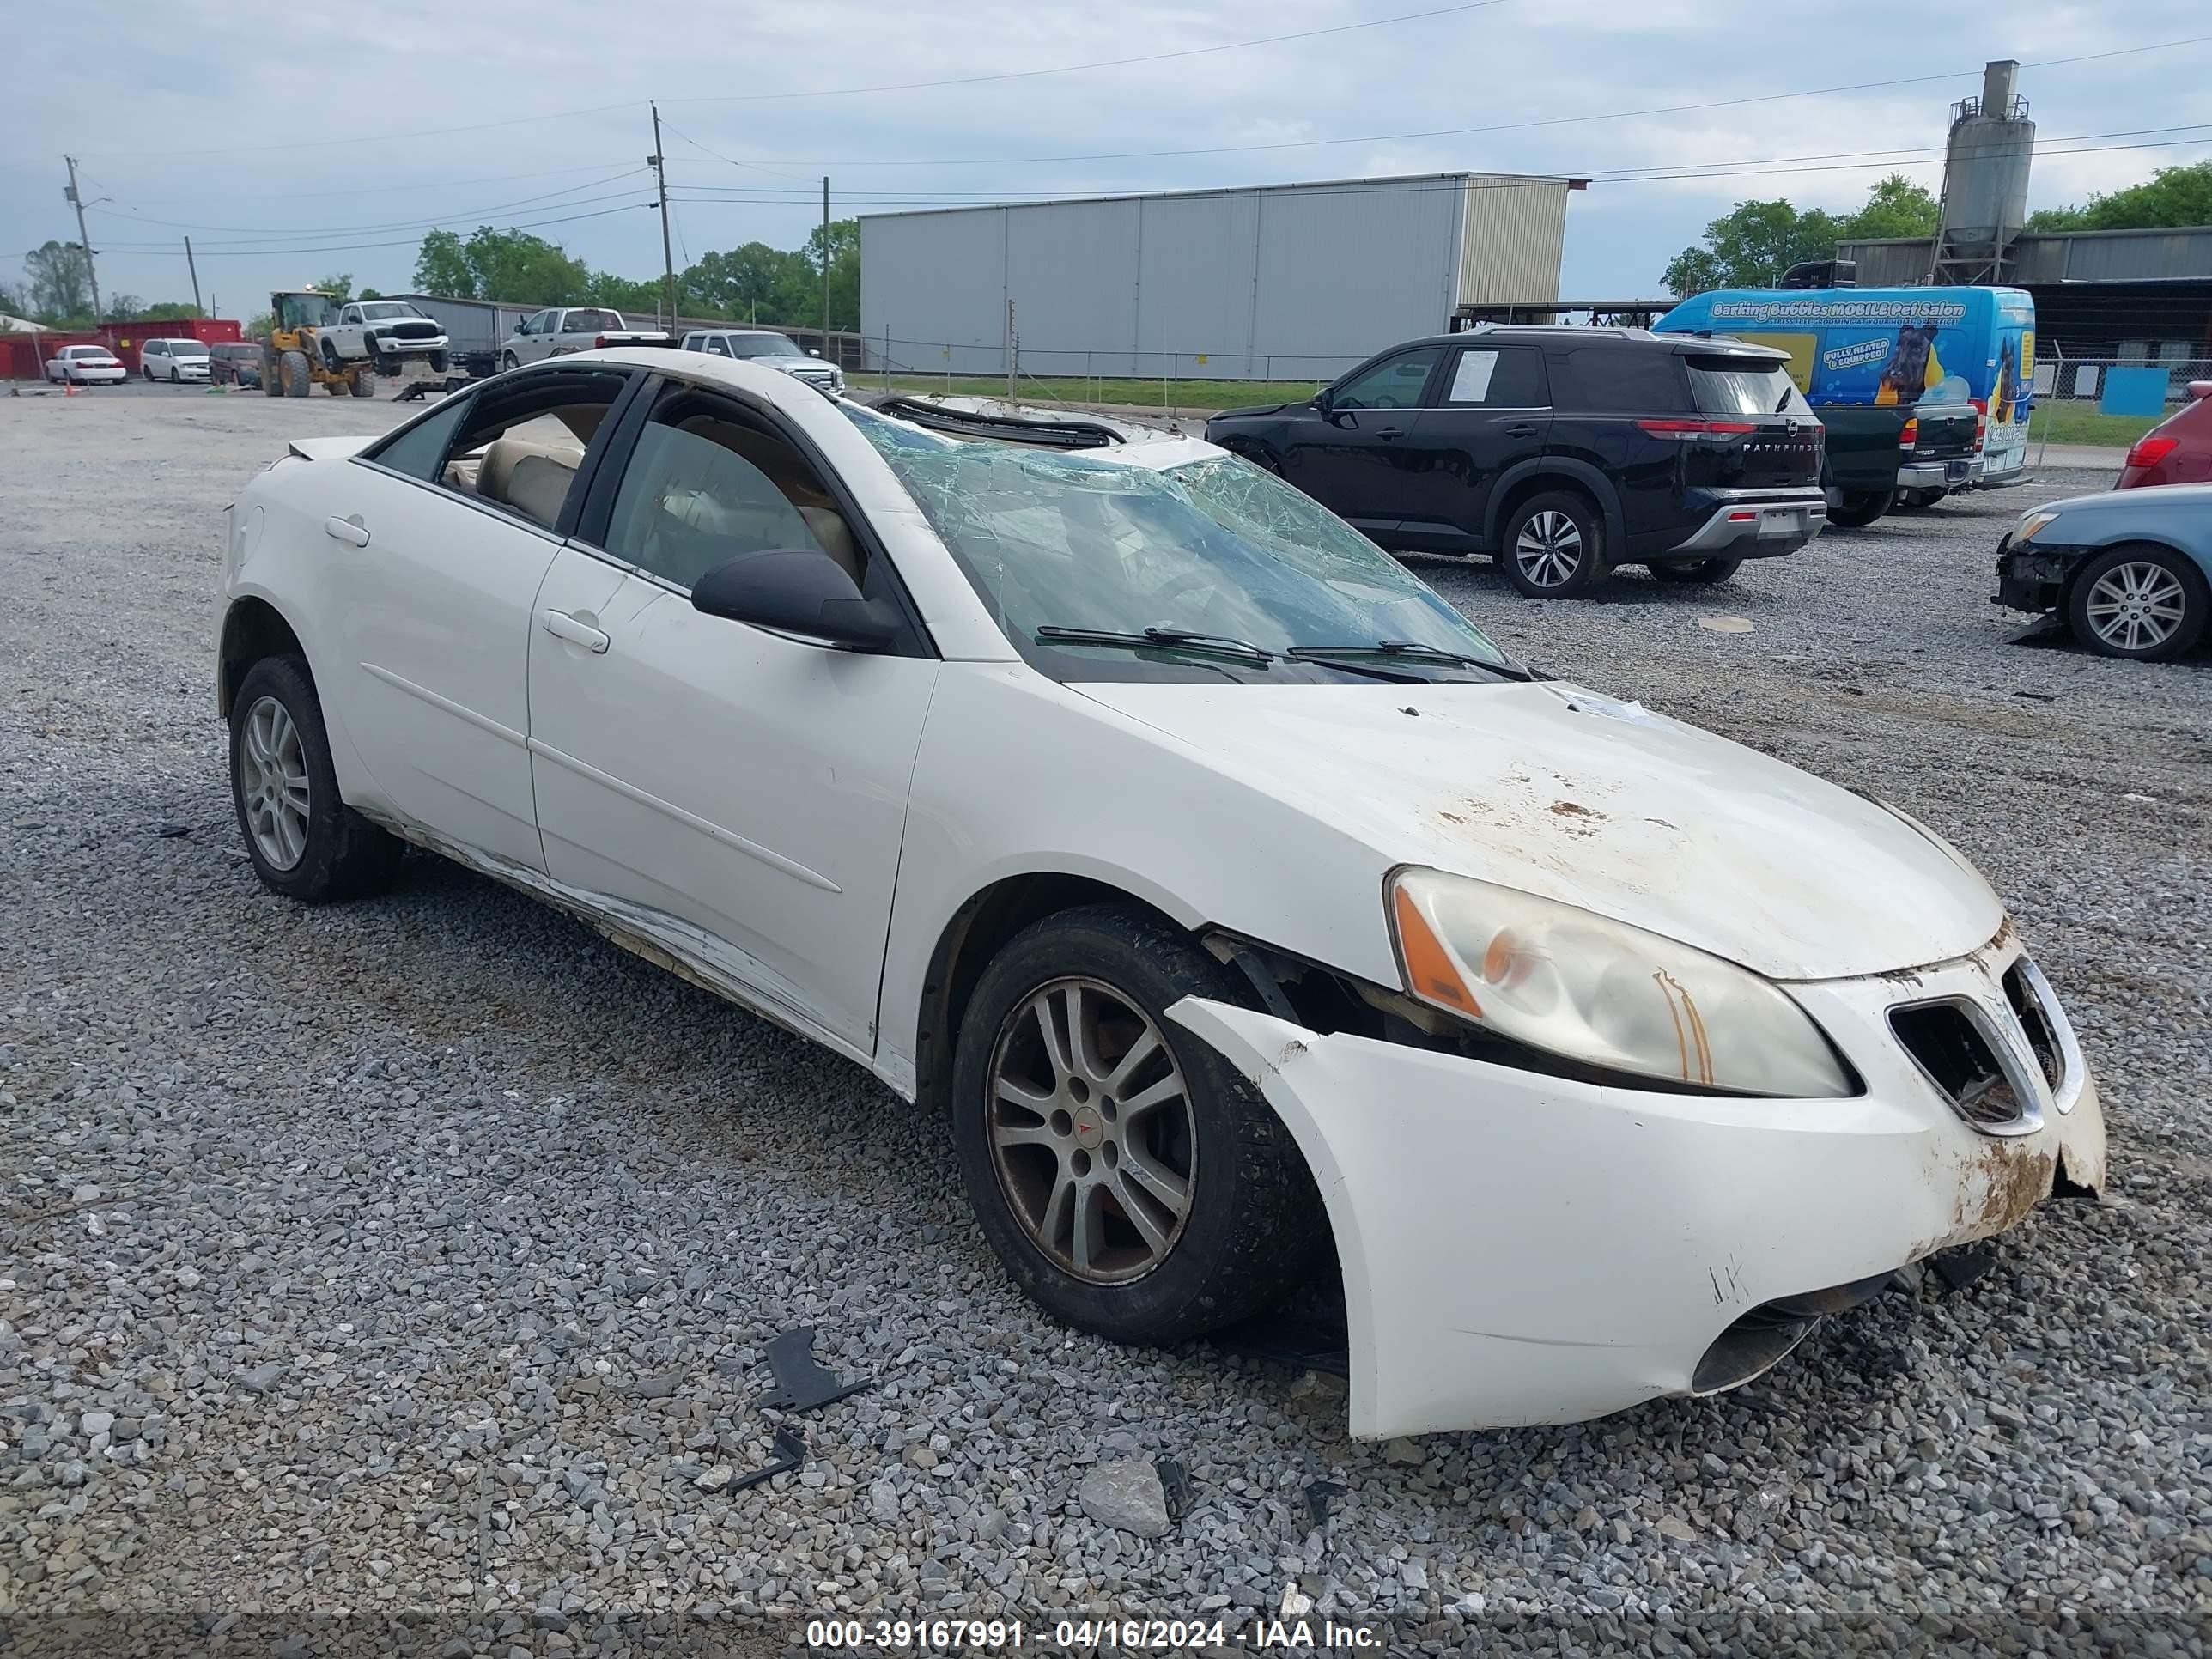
[1388,344,1551,553]
[1681,353,1826,493]
[1280,345,1446,538]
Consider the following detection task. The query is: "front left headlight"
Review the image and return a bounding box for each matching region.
[2015,508,2062,542]
[1389,867,1853,1097]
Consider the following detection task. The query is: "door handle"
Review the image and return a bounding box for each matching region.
[1375,425,1405,441]
[323,514,370,547]
[540,609,610,653]
[1503,422,1539,439]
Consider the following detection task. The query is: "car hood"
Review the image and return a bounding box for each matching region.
[2041,482,2212,515]
[1075,678,2002,981]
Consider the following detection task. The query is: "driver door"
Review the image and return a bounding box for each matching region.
[1280,346,1445,539]
[527,377,939,1056]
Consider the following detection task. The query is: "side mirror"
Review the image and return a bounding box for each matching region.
[691,547,897,652]
[807,348,823,358]
[1312,387,1334,414]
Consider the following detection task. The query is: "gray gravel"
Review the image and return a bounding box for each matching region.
[3,383,2208,1650]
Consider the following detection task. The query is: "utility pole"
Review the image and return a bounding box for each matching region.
[62,155,101,322]
[184,236,203,315]
[819,176,831,357]
[648,104,677,332]
[1006,297,1017,401]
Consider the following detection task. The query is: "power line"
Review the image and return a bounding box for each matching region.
[690,33,2212,170]
[659,1,1511,106]
[48,2,1509,165]
[88,173,653,242]
[85,202,655,261]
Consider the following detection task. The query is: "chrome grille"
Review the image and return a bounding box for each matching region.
[1888,998,2042,1134]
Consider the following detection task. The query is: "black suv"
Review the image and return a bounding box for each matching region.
[1205,326,1827,597]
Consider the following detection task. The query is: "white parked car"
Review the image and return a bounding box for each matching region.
[216,352,2107,1438]
[46,344,126,384]
[317,301,449,371]
[141,337,211,381]
[680,328,844,395]
[500,307,670,370]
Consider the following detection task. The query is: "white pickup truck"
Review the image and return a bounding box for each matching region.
[499,307,674,370]
[316,301,450,370]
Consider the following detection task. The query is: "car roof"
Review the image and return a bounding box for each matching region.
[1393,325,1790,362]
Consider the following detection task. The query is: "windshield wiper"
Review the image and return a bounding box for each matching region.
[1036,625,1276,664]
[1286,640,1534,680]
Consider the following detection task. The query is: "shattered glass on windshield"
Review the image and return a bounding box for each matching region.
[842,404,1510,680]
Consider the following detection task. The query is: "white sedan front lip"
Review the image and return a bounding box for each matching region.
[1168,935,2106,1440]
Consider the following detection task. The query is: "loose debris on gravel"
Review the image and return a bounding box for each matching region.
[3,390,2207,1650]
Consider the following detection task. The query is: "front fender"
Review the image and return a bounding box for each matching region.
[1484,455,1625,551]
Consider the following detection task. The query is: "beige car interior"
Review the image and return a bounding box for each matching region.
[672,415,862,585]
[441,407,608,531]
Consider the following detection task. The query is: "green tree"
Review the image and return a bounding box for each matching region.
[2026,161,2212,232]
[584,269,669,319]
[1841,173,1940,240]
[1662,175,1939,296]
[23,240,94,322]
[315,272,354,303]
[411,227,588,305]
[246,312,275,340]
[143,301,204,320]
[1663,200,1838,296]
[359,287,384,301]
[684,242,804,321]
[107,295,146,322]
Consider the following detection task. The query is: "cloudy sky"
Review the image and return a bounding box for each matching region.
[3,0,2207,322]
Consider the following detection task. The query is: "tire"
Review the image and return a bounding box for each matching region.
[1500,489,1610,598]
[950,902,1324,1345]
[349,368,376,398]
[2065,544,2209,662]
[428,350,449,373]
[262,345,283,397]
[281,349,312,398]
[1651,557,1743,585]
[228,656,402,902]
[1826,489,1890,529]
[1898,488,1948,511]
[143,365,155,382]
[320,338,343,371]
[501,350,519,373]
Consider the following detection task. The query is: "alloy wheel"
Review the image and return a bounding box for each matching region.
[2083,561,2188,654]
[239,696,311,870]
[1515,509,1583,589]
[987,976,1196,1285]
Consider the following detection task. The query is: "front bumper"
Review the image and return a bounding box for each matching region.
[1992,533,2092,613]
[368,334,449,356]
[1170,931,2105,1439]
[1667,492,1827,556]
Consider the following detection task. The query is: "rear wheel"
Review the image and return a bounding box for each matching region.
[262,345,283,397]
[1651,557,1743,585]
[1501,489,1609,598]
[2066,544,2209,661]
[1826,489,1890,529]
[280,349,312,398]
[320,337,343,371]
[501,350,519,373]
[349,367,377,398]
[1898,488,1948,510]
[951,903,1323,1344]
[229,656,401,902]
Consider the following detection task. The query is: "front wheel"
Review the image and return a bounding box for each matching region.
[1501,489,1610,598]
[2067,544,2209,661]
[143,366,155,381]
[501,350,519,373]
[1826,489,1890,529]
[428,350,449,373]
[229,657,401,902]
[1651,557,1743,586]
[951,904,1323,1345]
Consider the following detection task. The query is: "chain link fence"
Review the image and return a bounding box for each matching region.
[2029,343,2211,459]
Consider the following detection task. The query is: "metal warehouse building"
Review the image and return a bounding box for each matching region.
[860,173,1573,383]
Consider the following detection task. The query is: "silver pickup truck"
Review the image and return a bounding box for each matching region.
[499,307,674,369]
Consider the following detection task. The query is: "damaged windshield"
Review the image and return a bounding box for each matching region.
[843,405,1511,683]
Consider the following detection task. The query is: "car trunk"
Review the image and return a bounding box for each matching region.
[1678,354,1825,491]
[1909,404,1979,459]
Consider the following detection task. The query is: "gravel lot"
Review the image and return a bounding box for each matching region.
[3,382,2207,1652]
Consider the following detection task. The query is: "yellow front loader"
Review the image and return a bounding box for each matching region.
[261,289,376,398]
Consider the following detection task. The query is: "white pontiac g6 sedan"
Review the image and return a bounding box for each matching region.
[216,349,2107,1438]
